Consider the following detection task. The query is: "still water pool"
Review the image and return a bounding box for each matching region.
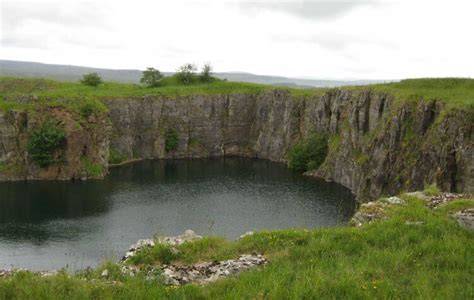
[0,158,355,270]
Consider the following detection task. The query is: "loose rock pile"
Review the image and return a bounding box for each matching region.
[351,192,473,229]
[161,253,267,285]
[426,193,471,208]
[119,230,268,285]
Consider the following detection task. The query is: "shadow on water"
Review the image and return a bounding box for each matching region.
[0,158,356,270]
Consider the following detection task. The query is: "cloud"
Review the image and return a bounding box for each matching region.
[1,1,108,30]
[1,1,113,49]
[238,0,377,20]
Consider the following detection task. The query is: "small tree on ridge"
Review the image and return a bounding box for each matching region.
[140,67,164,87]
[176,63,197,85]
[80,73,103,87]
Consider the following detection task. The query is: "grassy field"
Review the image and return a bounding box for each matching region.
[356,78,474,109]
[1,77,473,111]
[0,194,472,299]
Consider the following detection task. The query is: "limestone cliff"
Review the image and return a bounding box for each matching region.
[0,107,110,181]
[1,89,472,200]
[104,90,473,200]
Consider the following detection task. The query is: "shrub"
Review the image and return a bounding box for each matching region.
[200,63,213,83]
[108,149,128,165]
[165,128,179,151]
[128,243,177,265]
[140,67,164,87]
[288,133,328,172]
[424,183,441,196]
[81,156,104,177]
[176,63,197,85]
[80,73,103,87]
[27,120,66,167]
[80,103,95,119]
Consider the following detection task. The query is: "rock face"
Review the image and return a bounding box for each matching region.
[1,89,472,200]
[0,107,110,180]
[104,90,473,201]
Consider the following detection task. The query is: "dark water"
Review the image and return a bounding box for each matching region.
[0,158,355,271]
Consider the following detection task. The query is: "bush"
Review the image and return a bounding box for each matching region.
[81,156,104,177]
[424,183,441,196]
[288,133,328,172]
[108,149,128,165]
[165,128,179,151]
[200,63,213,83]
[27,120,66,167]
[140,67,164,87]
[80,73,103,87]
[176,63,197,85]
[80,103,95,119]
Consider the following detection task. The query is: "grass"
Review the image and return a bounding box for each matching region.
[0,195,472,299]
[108,149,128,165]
[351,78,474,109]
[1,77,473,113]
[80,156,104,177]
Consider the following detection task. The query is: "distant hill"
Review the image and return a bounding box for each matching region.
[0,60,391,88]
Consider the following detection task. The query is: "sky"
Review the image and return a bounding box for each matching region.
[1,0,473,79]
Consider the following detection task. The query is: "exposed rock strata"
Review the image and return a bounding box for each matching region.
[1,89,472,200]
[0,108,110,181]
[104,90,473,200]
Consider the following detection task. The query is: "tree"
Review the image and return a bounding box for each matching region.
[176,63,197,85]
[200,63,213,83]
[140,67,164,87]
[80,72,103,87]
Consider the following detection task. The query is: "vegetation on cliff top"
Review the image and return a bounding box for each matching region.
[359,78,474,109]
[0,194,472,299]
[1,77,473,113]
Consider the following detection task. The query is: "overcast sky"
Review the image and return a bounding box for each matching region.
[1,0,473,79]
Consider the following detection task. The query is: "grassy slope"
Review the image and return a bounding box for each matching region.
[1,77,473,112]
[0,195,472,299]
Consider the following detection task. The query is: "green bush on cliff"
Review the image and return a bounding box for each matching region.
[288,133,328,172]
[165,128,179,151]
[80,73,103,87]
[140,67,164,87]
[27,120,66,167]
[108,149,128,165]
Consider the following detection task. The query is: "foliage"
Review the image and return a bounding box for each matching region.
[140,67,164,87]
[165,128,179,152]
[288,133,328,172]
[80,156,104,177]
[424,183,441,196]
[176,63,197,85]
[27,120,66,167]
[200,63,213,83]
[108,149,128,165]
[127,243,177,265]
[79,103,95,119]
[80,73,103,87]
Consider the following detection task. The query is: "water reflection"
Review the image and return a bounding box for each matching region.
[0,158,355,270]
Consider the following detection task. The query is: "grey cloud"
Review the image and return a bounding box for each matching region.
[238,0,377,20]
[1,1,112,49]
[1,1,108,30]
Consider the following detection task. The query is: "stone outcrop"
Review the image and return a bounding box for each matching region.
[1,89,472,200]
[103,90,473,200]
[0,107,110,181]
[161,254,267,285]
